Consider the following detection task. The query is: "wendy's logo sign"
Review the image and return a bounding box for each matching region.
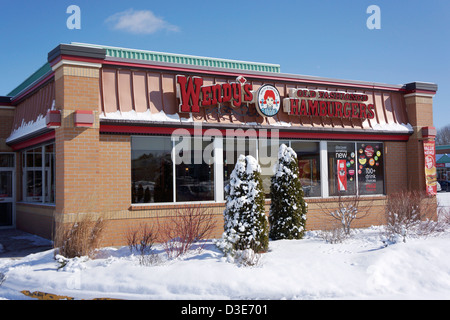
[176,75,253,113]
[176,74,375,120]
[256,85,280,117]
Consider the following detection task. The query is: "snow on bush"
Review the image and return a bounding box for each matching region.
[269,144,307,240]
[383,190,439,243]
[216,155,269,256]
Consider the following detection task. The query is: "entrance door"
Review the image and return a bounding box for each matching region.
[0,154,15,228]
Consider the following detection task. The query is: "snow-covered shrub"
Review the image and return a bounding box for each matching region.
[269,144,307,240]
[383,190,438,243]
[231,248,262,267]
[317,195,372,237]
[216,155,269,255]
[317,220,347,244]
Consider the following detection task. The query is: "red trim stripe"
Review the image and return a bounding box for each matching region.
[99,124,410,141]
[10,131,55,151]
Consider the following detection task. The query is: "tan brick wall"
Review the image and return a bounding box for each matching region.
[404,94,435,192]
[0,108,14,152]
[16,203,55,239]
[384,142,408,194]
[54,64,101,222]
[66,196,388,247]
[99,135,131,212]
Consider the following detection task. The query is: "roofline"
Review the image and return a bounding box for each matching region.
[7,43,438,101]
[71,42,281,72]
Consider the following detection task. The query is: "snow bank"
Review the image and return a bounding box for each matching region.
[1,225,450,300]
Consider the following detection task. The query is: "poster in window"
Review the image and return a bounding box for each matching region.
[337,159,347,191]
[357,143,384,195]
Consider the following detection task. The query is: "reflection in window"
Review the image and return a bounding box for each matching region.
[259,139,289,197]
[131,136,173,203]
[175,137,214,202]
[22,144,55,204]
[0,172,12,198]
[223,137,257,190]
[0,154,14,167]
[291,141,321,197]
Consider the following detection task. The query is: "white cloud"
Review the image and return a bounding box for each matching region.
[105,9,179,34]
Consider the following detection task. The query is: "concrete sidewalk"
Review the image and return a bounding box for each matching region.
[0,229,52,259]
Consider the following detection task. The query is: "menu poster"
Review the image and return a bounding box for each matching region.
[357,143,383,194]
[423,141,437,196]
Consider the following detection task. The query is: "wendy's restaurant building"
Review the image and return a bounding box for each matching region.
[0,43,439,245]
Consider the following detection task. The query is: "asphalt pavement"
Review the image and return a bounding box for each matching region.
[0,229,53,259]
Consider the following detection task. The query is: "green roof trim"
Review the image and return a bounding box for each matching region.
[7,43,281,98]
[437,154,450,163]
[72,42,281,73]
[8,62,52,97]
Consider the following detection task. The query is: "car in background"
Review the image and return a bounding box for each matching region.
[438,180,450,192]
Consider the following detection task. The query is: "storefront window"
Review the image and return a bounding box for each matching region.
[131,136,173,203]
[356,142,384,195]
[131,136,385,204]
[291,141,321,197]
[327,142,357,196]
[0,154,14,167]
[22,143,55,204]
[223,137,257,189]
[259,139,289,196]
[0,172,12,198]
[175,137,214,202]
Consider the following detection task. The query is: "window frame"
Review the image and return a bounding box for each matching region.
[130,135,386,206]
[21,143,55,205]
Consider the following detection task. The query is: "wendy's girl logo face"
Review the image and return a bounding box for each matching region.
[256,85,280,117]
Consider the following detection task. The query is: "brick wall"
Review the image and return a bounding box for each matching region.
[384,141,408,193]
[0,108,14,152]
[405,94,434,192]
[16,203,55,239]
[54,64,101,221]
[99,135,131,212]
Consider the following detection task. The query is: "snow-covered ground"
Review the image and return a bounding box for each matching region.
[1,194,450,301]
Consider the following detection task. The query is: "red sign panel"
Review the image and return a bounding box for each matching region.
[423,141,437,196]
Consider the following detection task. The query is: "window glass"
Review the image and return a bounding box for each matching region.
[0,154,14,167]
[175,137,214,202]
[131,136,173,203]
[22,144,55,204]
[223,137,257,189]
[259,139,289,197]
[0,172,12,198]
[327,142,357,196]
[291,141,321,197]
[357,142,384,195]
[45,144,55,203]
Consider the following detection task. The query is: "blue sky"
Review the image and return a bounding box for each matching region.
[1,0,449,129]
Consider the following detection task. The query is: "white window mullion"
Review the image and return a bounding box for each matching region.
[320,141,329,198]
[41,146,45,204]
[214,136,224,202]
[171,138,177,203]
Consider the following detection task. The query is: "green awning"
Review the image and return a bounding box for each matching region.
[437,154,450,164]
